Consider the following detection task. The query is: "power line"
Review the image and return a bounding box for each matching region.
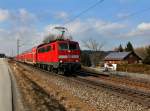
[63,0,105,26]
[114,7,150,22]
[64,6,150,35]
[63,1,150,26]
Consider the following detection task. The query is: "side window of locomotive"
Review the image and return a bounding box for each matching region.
[69,44,78,50]
[41,47,45,53]
[59,43,68,50]
[38,47,45,53]
[46,46,51,52]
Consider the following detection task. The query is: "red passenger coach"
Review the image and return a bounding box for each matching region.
[24,47,37,64]
[16,39,81,74]
[16,47,37,64]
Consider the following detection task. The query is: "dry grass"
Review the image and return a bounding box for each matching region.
[117,64,150,74]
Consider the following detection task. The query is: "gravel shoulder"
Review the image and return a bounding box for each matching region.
[9,62,67,111]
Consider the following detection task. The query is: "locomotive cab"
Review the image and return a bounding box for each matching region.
[57,40,81,73]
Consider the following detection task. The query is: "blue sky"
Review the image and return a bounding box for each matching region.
[0,0,150,55]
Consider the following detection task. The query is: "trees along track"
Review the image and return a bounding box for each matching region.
[15,62,150,109]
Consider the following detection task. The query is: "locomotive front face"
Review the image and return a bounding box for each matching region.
[58,41,80,63]
[57,41,81,72]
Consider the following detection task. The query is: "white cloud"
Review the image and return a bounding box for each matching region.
[64,20,149,49]
[0,26,43,56]
[19,9,36,23]
[0,9,40,55]
[0,9,9,22]
[58,19,127,49]
[117,12,130,19]
[65,19,127,40]
[125,22,150,37]
[137,22,150,31]
[54,11,69,20]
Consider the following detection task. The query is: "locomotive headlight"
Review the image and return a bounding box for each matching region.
[75,60,79,62]
[60,60,63,63]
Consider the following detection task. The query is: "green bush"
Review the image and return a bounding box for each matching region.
[81,52,91,67]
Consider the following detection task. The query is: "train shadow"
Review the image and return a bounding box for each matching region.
[72,71,100,78]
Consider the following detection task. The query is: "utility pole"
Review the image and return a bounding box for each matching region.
[17,39,20,55]
[11,49,14,57]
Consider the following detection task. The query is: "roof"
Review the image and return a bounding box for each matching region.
[37,39,65,48]
[104,52,131,60]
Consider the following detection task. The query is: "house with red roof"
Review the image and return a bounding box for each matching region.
[104,51,142,64]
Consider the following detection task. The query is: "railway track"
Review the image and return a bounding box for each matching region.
[71,76,150,108]
[14,61,150,109]
[75,71,150,108]
[77,70,150,92]
[79,70,150,85]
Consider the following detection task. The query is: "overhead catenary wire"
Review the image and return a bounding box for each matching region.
[114,7,150,22]
[63,0,150,26]
[63,0,105,26]
[64,6,150,38]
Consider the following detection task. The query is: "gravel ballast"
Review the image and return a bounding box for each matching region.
[10,62,150,111]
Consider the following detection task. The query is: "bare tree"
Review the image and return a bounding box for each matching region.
[135,46,148,59]
[82,38,104,67]
[83,38,104,51]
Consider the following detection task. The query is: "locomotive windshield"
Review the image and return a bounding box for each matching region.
[59,43,78,50]
[69,44,78,50]
[59,43,68,50]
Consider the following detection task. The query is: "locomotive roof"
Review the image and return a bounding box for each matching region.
[37,39,77,48]
[21,46,37,54]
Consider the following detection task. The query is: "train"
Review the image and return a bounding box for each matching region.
[16,39,81,74]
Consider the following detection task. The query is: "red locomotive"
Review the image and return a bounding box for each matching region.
[16,39,81,74]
